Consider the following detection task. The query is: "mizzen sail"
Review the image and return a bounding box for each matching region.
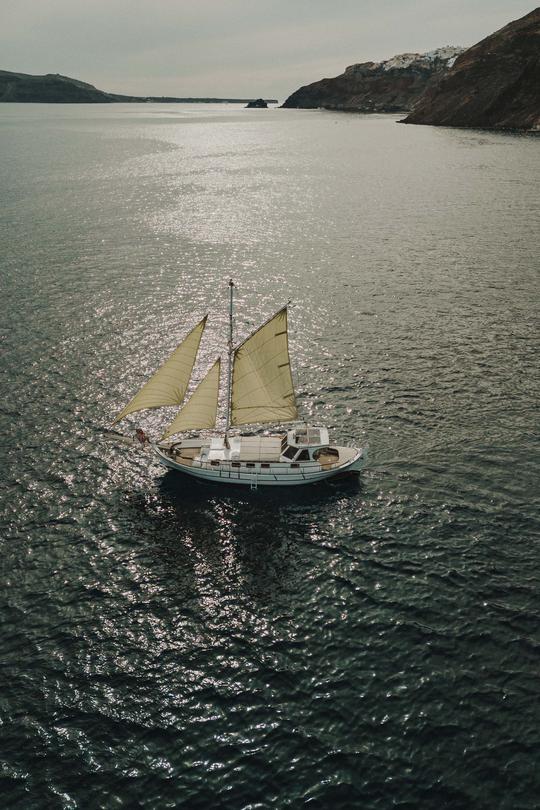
[162,358,221,438]
[230,307,297,426]
[113,316,207,424]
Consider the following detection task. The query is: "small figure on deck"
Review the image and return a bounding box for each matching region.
[135,427,149,446]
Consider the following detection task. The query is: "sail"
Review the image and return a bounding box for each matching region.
[231,307,297,426]
[112,316,207,424]
[162,358,221,438]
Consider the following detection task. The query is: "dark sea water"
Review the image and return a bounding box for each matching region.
[1,103,539,809]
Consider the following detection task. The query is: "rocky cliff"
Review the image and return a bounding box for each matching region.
[281,47,463,112]
[403,8,540,130]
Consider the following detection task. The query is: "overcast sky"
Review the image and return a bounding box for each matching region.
[1,1,534,99]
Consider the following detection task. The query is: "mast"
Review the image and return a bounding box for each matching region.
[225,279,234,433]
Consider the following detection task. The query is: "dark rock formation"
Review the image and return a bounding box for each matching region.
[245,98,268,108]
[281,47,463,112]
[402,8,540,130]
[0,71,278,104]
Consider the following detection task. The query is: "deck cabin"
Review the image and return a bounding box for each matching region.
[163,425,356,474]
[157,423,364,485]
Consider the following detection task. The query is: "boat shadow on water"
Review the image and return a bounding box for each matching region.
[141,470,365,598]
[159,466,364,507]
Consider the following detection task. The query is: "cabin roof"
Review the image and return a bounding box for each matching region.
[289,426,329,447]
[234,436,282,461]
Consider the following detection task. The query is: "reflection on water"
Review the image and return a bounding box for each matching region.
[0,104,539,809]
[130,469,364,599]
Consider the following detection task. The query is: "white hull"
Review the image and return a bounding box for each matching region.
[154,444,366,488]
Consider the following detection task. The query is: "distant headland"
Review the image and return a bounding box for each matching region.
[401,8,540,130]
[0,70,277,105]
[282,7,539,131]
[282,46,464,113]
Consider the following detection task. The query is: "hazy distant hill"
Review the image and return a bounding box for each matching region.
[402,8,540,130]
[0,70,122,102]
[0,70,277,104]
[281,47,464,112]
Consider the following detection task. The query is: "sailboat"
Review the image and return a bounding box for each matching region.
[113,281,366,487]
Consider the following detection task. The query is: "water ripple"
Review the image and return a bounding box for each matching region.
[0,104,538,808]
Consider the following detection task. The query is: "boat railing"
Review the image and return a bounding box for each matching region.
[169,454,355,478]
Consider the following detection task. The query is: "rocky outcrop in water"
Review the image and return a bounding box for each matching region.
[402,8,540,130]
[281,47,464,112]
[245,98,268,108]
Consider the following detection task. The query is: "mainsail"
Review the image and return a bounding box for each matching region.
[113,316,207,424]
[230,307,297,426]
[162,358,221,438]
